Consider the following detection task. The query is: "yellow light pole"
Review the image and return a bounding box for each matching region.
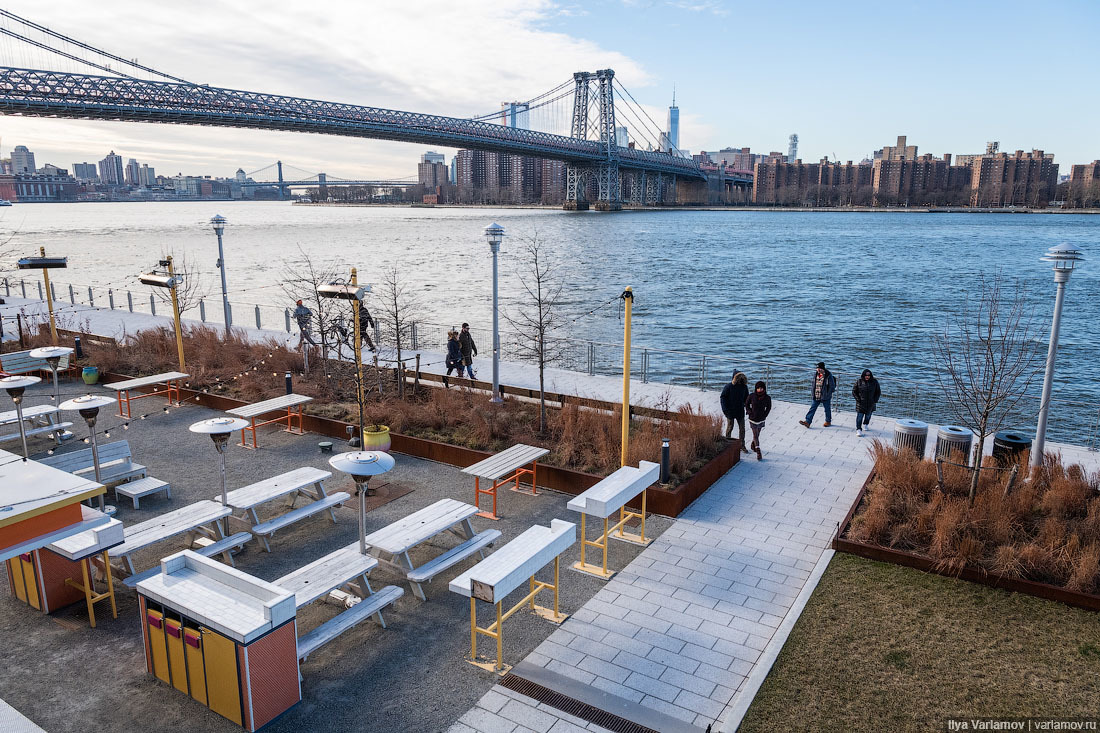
[166,256,186,372]
[40,247,59,345]
[620,286,633,467]
[351,267,366,445]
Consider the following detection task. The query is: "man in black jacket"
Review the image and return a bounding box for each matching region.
[720,372,751,453]
[459,323,477,378]
[852,369,881,436]
[800,361,836,428]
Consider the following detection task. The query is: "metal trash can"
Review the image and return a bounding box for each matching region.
[894,418,928,457]
[935,425,973,464]
[993,429,1031,466]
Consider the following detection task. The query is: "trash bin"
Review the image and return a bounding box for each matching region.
[894,418,928,457]
[935,425,973,464]
[993,429,1031,466]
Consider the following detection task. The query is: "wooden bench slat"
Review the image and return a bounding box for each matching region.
[115,477,171,509]
[226,393,313,419]
[222,467,331,509]
[296,585,403,661]
[113,500,231,558]
[104,372,188,391]
[406,529,500,583]
[0,421,72,443]
[0,404,60,425]
[251,492,349,537]
[361,498,477,554]
[274,542,379,607]
[461,443,550,480]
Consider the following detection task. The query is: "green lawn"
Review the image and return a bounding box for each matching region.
[739,553,1100,733]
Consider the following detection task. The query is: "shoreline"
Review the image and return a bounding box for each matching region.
[292,202,1100,214]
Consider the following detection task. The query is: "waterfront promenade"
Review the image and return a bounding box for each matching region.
[3,297,1097,732]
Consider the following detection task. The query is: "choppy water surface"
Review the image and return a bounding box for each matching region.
[4,202,1098,438]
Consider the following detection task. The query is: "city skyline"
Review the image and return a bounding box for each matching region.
[0,0,1096,179]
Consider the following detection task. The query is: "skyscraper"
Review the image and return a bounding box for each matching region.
[615,126,629,148]
[72,162,98,181]
[140,164,156,187]
[98,151,124,185]
[11,145,35,174]
[787,134,799,163]
[666,91,679,154]
[125,158,141,185]
[421,151,445,165]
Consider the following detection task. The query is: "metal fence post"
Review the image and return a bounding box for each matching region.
[108,289,115,310]
[37,281,42,300]
[88,287,94,307]
[150,293,156,315]
[199,299,206,322]
[227,303,233,327]
[284,308,291,333]
[50,282,56,302]
[127,290,133,312]
[68,284,74,304]
[21,279,26,297]
[2,278,7,296]
[255,304,261,329]
[411,322,418,350]
[700,356,707,390]
[642,348,649,384]
[588,342,595,376]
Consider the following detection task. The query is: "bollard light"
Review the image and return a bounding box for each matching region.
[329,450,395,554]
[660,438,671,483]
[58,395,115,511]
[1,375,40,460]
[484,223,504,404]
[1032,244,1085,467]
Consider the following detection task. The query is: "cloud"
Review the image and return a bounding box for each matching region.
[0,1,650,177]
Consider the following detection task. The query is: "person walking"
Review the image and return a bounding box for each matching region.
[459,322,478,379]
[720,371,751,453]
[293,300,317,348]
[852,369,881,436]
[444,330,464,387]
[799,361,837,428]
[745,380,772,461]
[357,301,376,353]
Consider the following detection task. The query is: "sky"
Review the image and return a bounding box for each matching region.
[0,0,1097,179]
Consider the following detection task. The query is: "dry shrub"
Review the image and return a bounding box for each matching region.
[845,442,1100,594]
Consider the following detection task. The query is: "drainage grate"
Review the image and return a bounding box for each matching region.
[500,673,660,733]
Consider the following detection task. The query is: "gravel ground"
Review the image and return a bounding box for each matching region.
[0,381,670,733]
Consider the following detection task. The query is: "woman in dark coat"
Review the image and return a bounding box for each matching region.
[852,369,881,436]
[744,380,772,461]
[444,330,464,387]
[720,371,751,453]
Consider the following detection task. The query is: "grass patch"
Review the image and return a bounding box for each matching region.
[739,553,1100,733]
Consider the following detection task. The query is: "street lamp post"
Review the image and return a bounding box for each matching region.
[58,395,116,511]
[210,214,231,338]
[318,275,368,445]
[1,375,41,460]
[17,248,67,345]
[1032,243,1084,468]
[484,223,504,404]
[190,417,250,534]
[140,257,186,371]
[329,451,395,555]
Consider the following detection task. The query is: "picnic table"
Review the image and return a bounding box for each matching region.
[111,500,232,576]
[0,404,72,447]
[105,371,188,419]
[461,443,550,520]
[363,498,500,601]
[219,467,348,552]
[226,393,313,449]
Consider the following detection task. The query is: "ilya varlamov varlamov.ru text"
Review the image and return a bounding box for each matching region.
[946,720,1098,731]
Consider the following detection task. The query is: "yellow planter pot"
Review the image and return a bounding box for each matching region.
[363,425,391,453]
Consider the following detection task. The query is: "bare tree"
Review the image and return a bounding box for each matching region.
[931,274,1046,503]
[377,266,421,399]
[152,252,210,317]
[504,233,567,433]
[279,245,344,379]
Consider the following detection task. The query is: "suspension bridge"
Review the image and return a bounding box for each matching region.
[241,162,418,199]
[0,10,749,210]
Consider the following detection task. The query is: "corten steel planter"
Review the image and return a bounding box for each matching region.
[103,373,741,517]
[834,468,1100,613]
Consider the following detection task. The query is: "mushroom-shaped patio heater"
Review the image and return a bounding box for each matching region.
[58,395,116,511]
[30,345,74,406]
[329,450,395,554]
[1,375,41,460]
[190,417,250,531]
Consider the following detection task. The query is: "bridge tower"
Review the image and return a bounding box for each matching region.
[317,172,328,200]
[594,69,621,211]
[277,160,287,200]
[564,71,592,211]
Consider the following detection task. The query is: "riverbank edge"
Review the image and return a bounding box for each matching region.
[292,202,1100,214]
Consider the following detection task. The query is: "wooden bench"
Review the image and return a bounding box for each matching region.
[0,349,70,377]
[104,371,188,419]
[226,393,314,449]
[110,500,232,576]
[296,586,404,662]
[250,492,349,552]
[120,532,252,588]
[449,519,576,672]
[462,443,549,520]
[566,460,659,580]
[362,498,487,601]
[39,440,148,487]
[114,477,171,509]
[406,530,501,584]
[0,404,72,447]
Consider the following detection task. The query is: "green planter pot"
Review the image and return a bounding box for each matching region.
[81,366,99,385]
[363,425,391,453]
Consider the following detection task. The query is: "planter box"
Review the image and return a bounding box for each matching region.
[834,470,1100,613]
[102,373,741,517]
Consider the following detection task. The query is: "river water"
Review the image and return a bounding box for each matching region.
[3,202,1098,441]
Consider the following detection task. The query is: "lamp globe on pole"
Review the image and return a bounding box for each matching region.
[484,222,504,404]
[329,450,395,554]
[210,214,231,338]
[1032,243,1084,468]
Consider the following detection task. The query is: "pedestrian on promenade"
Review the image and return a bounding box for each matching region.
[293,300,317,348]
[444,330,464,387]
[799,361,837,428]
[745,380,772,461]
[720,371,751,453]
[852,369,881,436]
[459,323,477,378]
[357,301,376,353]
